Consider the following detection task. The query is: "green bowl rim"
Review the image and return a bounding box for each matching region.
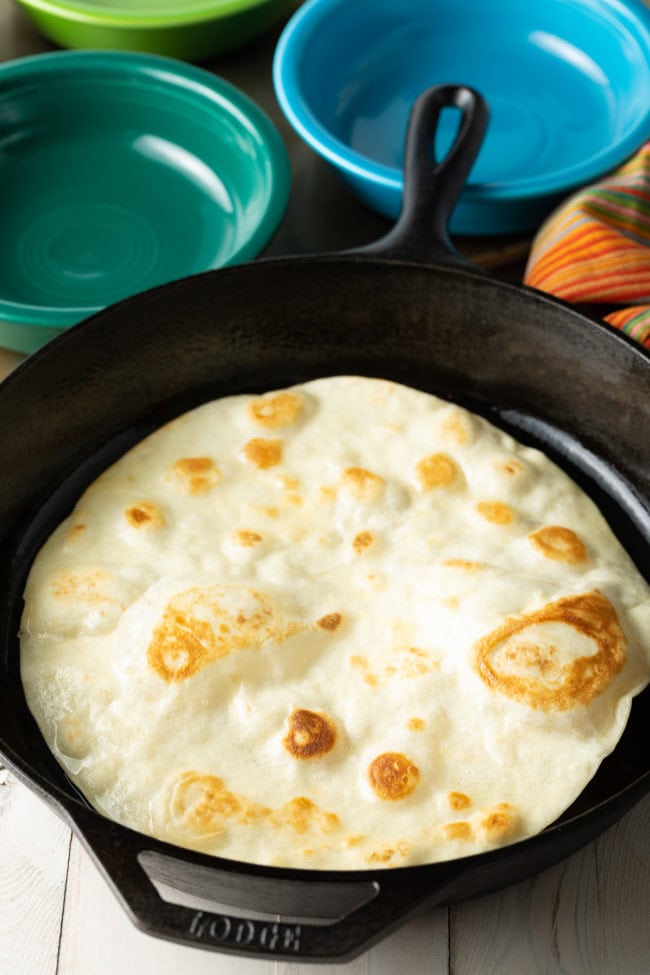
[15,0,282,29]
[0,49,291,331]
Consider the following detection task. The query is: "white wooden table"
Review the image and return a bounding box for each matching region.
[1,3,649,971]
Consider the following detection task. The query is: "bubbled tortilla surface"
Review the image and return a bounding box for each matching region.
[20,377,650,869]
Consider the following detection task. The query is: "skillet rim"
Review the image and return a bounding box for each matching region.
[2,252,650,383]
[0,248,649,881]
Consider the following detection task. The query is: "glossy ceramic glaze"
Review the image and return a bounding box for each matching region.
[0,83,647,964]
[15,0,297,60]
[0,51,290,353]
[273,0,650,233]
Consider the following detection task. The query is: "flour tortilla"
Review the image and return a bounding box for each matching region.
[20,376,650,869]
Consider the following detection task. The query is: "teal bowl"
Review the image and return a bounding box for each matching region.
[0,50,290,353]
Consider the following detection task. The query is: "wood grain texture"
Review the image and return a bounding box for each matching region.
[365,909,449,975]
[0,768,71,975]
[450,794,650,975]
[59,836,272,975]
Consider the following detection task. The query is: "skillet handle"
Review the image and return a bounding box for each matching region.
[73,811,457,963]
[359,84,489,266]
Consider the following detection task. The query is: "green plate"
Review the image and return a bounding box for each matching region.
[0,50,290,354]
[15,0,298,60]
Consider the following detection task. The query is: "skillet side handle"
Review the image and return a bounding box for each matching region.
[126,869,446,963]
[360,84,489,267]
[74,814,455,963]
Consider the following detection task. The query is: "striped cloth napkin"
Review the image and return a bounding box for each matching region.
[524,144,650,349]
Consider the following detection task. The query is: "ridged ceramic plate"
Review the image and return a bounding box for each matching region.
[0,50,290,353]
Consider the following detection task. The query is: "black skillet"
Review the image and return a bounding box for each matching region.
[0,85,648,963]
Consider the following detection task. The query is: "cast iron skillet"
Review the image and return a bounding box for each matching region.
[0,86,648,964]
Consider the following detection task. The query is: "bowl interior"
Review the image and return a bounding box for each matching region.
[287,0,650,192]
[0,52,288,324]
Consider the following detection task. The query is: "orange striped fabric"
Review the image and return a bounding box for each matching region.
[604,304,650,348]
[524,143,650,348]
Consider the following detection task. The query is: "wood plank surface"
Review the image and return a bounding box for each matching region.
[451,798,650,975]
[0,768,71,975]
[58,836,272,975]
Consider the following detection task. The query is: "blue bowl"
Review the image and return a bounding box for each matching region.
[273,0,650,235]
